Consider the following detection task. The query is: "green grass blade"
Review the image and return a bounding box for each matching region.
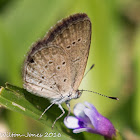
[0,83,84,140]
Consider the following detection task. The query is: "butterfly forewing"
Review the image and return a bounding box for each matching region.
[23,13,91,101]
[45,14,91,91]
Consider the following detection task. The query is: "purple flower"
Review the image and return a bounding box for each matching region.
[64,102,116,139]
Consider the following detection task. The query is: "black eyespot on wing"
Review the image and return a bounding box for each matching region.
[29,58,34,63]
[72,41,76,45]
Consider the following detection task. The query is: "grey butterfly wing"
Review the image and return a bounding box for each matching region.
[49,13,91,91]
[23,45,71,99]
[23,13,91,101]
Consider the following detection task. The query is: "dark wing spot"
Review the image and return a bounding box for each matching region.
[66,45,71,49]
[48,60,53,65]
[62,62,66,65]
[29,58,34,63]
[38,81,42,84]
[56,66,60,70]
[72,41,76,45]
[78,38,81,42]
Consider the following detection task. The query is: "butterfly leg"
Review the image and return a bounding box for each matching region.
[39,102,55,119]
[52,104,65,129]
[65,102,71,121]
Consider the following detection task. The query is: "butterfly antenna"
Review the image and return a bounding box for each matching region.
[79,89,119,100]
[83,64,95,79]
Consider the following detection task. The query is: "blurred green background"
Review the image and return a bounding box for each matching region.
[0,0,140,139]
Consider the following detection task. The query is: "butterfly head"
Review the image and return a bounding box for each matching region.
[74,90,83,99]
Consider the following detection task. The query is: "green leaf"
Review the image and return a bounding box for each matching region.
[0,83,84,140]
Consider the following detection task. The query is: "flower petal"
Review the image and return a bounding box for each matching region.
[73,103,91,124]
[84,102,99,115]
[64,116,79,129]
[73,128,88,133]
[84,102,116,138]
[73,103,86,118]
[64,102,116,139]
[84,102,99,127]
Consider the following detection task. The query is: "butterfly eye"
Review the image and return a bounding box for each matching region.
[75,90,82,99]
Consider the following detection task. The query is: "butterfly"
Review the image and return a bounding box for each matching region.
[22,13,91,128]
